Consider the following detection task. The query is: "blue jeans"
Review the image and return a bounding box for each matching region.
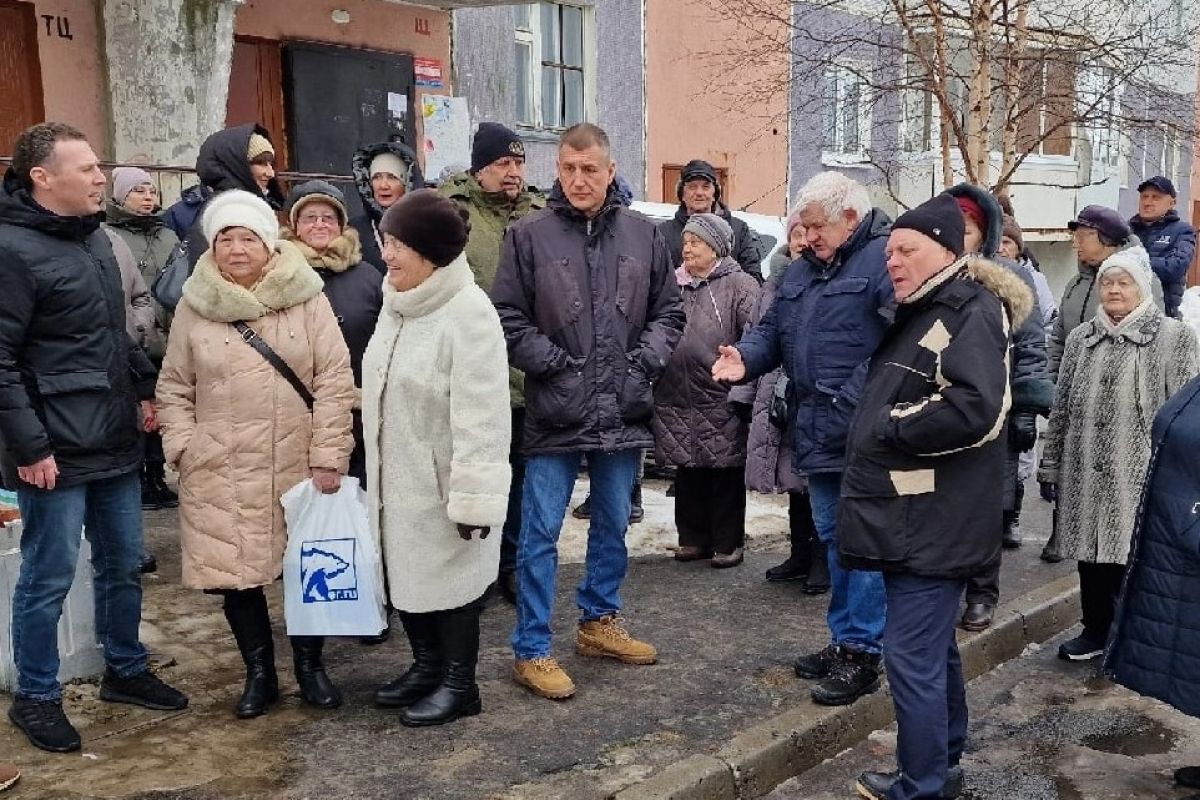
[511,448,641,660]
[11,470,149,700]
[883,573,968,800]
[807,472,885,654]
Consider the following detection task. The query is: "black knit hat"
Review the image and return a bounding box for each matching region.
[892,193,965,258]
[471,122,525,173]
[678,159,722,202]
[378,189,469,268]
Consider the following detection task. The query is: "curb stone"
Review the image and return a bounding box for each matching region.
[609,575,1081,800]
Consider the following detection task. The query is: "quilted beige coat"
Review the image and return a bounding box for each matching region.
[157,240,355,590]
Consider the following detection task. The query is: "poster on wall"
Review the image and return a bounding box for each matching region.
[386,92,409,137]
[414,58,444,88]
[422,95,470,180]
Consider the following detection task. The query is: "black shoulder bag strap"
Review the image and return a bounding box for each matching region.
[232,321,315,411]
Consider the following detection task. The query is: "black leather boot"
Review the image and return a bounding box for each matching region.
[803,539,832,594]
[766,493,812,582]
[375,611,443,708]
[140,468,163,511]
[147,461,178,509]
[1003,482,1023,549]
[290,636,342,709]
[223,590,279,719]
[401,601,483,727]
[629,481,644,524]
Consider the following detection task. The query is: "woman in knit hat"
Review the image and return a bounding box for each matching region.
[349,138,425,273]
[1039,246,1198,662]
[362,189,511,726]
[281,182,383,485]
[651,213,760,568]
[156,190,356,719]
[729,208,829,590]
[105,167,181,517]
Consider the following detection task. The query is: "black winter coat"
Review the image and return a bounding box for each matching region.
[658,203,763,282]
[491,183,686,456]
[0,170,157,488]
[838,256,1032,578]
[184,124,285,268]
[1104,375,1200,718]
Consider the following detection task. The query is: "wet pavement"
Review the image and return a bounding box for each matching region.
[766,630,1200,800]
[1,479,1073,799]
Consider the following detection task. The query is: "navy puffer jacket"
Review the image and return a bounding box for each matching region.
[1104,375,1200,718]
[1129,209,1196,318]
[735,208,893,475]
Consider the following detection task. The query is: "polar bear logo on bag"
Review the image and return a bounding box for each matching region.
[300,539,359,602]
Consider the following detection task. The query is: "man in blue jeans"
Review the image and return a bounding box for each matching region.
[713,171,892,706]
[491,123,684,700]
[0,123,187,754]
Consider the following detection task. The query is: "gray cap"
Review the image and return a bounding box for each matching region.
[682,213,733,258]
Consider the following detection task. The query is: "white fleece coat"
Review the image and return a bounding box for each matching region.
[362,254,512,612]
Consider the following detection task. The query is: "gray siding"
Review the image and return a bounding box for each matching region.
[453,1,645,196]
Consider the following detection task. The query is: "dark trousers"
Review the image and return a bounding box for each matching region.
[144,431,165,466]
[673,466,746,554]
[882,573,968,800]
[1078,561,1126,643]
[500,408,526,575]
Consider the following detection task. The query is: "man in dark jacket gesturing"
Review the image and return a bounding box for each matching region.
[840,194,1031,800]
[658,160,763,281]
[713,171,893,706]
[491,124,685,701]
[0,124,187,754]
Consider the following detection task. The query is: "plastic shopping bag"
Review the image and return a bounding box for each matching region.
[281,476,387,637]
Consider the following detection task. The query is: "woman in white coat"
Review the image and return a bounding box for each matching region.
[362,190,512,726]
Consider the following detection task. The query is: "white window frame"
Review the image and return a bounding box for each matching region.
[821,61,873,165]
[899,56,940,154]
[514,2,597,132]
[1077,66,1122,181]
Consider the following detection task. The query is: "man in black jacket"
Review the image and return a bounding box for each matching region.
[0,124,187,754]
[839,194,1030,800]
[492,123,684,702]
[657,160,763,281]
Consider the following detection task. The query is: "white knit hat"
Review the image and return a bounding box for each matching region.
[1097,245,1153,303]
[369,152,408,180]
[202,190,280,251]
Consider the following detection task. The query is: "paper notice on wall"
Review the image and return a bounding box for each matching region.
[421,95,470,180]
[387,92,409,132]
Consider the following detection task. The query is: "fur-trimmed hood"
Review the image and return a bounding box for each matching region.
[903,254,1033,327]
[280,225,364,273]
[182,239,325,322]
[351,140,425,223]
[946,183,1004,258]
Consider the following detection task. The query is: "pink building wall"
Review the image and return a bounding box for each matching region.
[644,0,790,214]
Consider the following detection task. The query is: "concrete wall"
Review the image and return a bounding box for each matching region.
[15,0,110,156]
[453,1,646,196]
[644,0,788,213]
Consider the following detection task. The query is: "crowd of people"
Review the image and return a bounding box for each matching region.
[1,116,1200,800]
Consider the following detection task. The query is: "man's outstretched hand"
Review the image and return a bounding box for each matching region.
[712,345,746,384]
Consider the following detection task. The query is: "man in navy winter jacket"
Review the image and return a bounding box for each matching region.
[1130,176,1195,318]
[713,171,892,707]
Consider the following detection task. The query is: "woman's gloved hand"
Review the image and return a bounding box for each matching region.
[457,523,491,541]
[1039,481,1057,503]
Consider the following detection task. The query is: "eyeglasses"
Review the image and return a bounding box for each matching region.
[298,214,339,226]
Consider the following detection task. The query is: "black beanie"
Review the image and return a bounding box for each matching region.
[677,159,721,202]
[378,189,469,268]
[892,193,965,258]
[471,122,525,173]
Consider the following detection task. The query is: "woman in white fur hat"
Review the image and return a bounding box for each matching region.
[156,190,356,719]
[1039,245,1199,662]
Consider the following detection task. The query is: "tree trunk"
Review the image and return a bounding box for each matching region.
[998,0,1029,194]
[966,0,994,185]
[102,0,238,168]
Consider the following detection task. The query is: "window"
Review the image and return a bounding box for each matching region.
[822,63,872,160]
[1077,67,1122,179]
[514,2,592,130]
[899,56,938,153]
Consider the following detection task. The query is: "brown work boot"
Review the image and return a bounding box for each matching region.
[576,616,658,664]
[513,657,576,700]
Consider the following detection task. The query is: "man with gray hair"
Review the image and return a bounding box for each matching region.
[713,171,892,706]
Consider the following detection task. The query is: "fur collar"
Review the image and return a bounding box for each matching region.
[385,253,474,319]
[281,226,363,273]
[182,239,324,322]
[902,254,1033,327]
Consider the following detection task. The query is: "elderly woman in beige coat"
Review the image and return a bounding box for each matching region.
[156,190,355,719]
[362,189,511,727]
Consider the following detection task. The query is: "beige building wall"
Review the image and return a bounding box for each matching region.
[16,0,110,156]
[644,0,789,214]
